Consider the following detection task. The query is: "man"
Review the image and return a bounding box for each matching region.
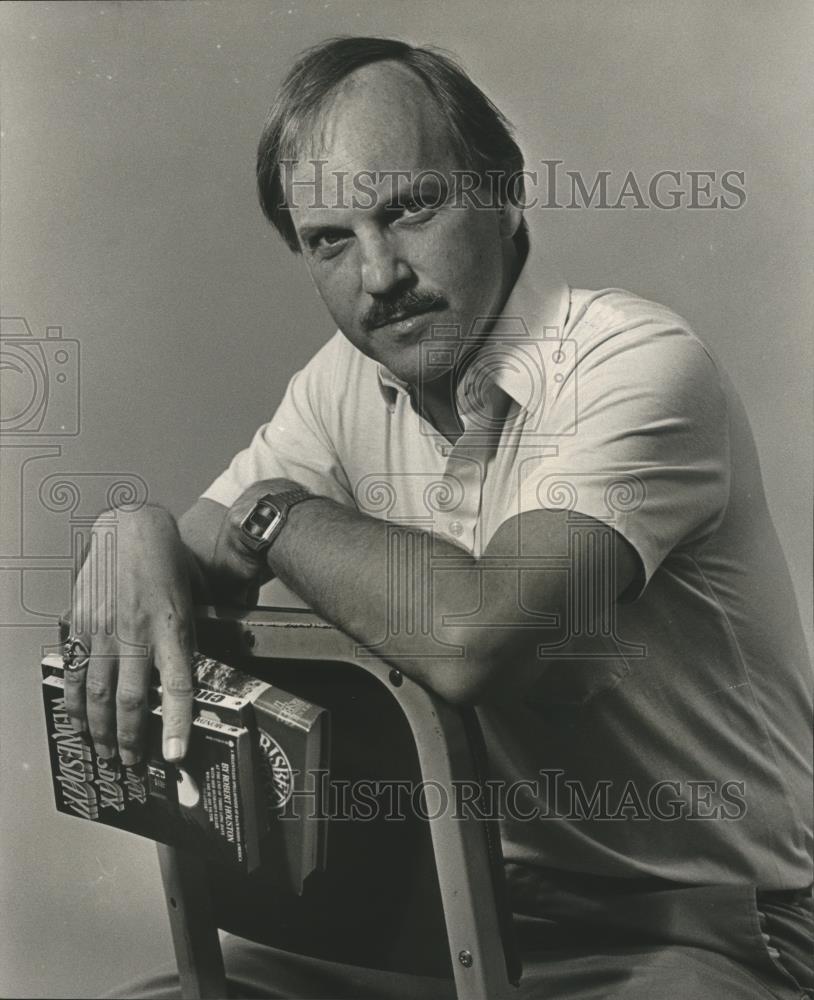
[67,37,811,1000]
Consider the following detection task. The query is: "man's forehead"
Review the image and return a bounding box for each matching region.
[288,60,456,181]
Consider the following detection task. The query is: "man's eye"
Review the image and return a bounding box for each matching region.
[393,181,448,222]
[387,197,434,225]
[402,197,426,215]
[309,232,349,257]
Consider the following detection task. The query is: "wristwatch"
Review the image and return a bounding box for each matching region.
[238,487,316,552]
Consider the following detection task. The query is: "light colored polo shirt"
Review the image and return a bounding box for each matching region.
[202,259,812,891]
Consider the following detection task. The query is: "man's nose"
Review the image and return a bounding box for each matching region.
[359,231,412,296]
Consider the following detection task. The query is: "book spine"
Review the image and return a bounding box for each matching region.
[191,653,270,702]
[256,691,324,732]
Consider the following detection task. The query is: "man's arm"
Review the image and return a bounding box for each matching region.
[178,498,225,569]
[67,335,347,764]
[66,478,634,762]
[221,479,640,704]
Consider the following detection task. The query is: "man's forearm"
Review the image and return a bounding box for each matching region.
[220,479,602,702]
[181,544,213,604]
[265,495,489,701]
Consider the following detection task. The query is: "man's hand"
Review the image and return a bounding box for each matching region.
[65,505,197,765]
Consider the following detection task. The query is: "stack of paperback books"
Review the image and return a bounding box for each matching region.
[41,652,330,888]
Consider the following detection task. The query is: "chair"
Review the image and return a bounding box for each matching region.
[158,605,521,999]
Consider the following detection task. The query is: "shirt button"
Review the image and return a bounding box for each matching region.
[449,520,463,537]
[436,442,447,455]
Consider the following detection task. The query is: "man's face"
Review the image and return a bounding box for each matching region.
[286,61,519,386]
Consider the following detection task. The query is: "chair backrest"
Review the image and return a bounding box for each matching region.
[159,605,520,999]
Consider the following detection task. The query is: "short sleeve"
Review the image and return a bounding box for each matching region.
[512,318,731,596]
[201,333,355,509]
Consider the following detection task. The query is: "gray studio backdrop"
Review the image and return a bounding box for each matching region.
[1,2,811,996]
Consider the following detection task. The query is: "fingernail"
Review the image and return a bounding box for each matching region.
[71,718,87,734]
[165,738,184,761]
[120,750,138,767]
[96,746,114,761]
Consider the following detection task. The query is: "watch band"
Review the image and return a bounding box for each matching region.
[273,486,314,510]
[239,487,316,551]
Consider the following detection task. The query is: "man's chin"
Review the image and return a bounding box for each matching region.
[349,333,420,379]
[385,358,459,395]
[340,320,459,387]
[377,356,420,386]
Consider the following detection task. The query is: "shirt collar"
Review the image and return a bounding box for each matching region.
[376,365,412,410]
[375,253,571,412]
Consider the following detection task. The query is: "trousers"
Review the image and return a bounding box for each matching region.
[106,875,813,1000]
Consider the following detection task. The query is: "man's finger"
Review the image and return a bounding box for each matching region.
[64,667,89,733]
[85,654,120,760]
[115,651,153,767]
[156,635,195,763]
[63,627,94,733]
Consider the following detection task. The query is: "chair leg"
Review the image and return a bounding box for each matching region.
[156,844,227,999]
[395,698,517,1000]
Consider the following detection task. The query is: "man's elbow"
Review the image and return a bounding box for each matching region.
[432,617,548,705]
[428,628,503,706]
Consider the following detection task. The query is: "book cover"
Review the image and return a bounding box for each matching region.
[188,653,331,892]
[42,656,261,871]
[42,652,330,887]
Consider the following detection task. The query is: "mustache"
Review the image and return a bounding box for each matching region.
[362,289,447,332]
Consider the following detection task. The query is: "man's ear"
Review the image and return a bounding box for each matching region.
[499,201,524,240]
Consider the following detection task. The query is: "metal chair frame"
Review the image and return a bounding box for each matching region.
[158,606,517,1000]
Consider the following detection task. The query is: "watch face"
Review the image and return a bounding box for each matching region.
[242,498,282,547]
